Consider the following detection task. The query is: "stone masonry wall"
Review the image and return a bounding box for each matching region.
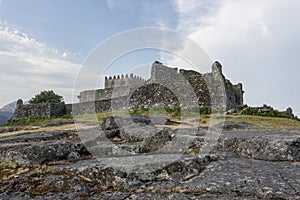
[72,97,129,115]
[10,61,244,121]
[78,61,244,112]
[105,74,146,88]
[10,102,65,121]
[79,87,134,103]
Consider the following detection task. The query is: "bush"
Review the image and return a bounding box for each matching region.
[129,107,149,116]
[29,90,64,104]
[199,107,212,115]
[242,105,297,120]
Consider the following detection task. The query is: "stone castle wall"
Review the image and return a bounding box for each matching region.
[10,100,66,122]
[148,61,244,111]
[150,61,182,84]
[104,74,147,88]
[78,61,244,111]
[79,86,135,102]
[10,61,245,121]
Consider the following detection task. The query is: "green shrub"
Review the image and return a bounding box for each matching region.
[29,90,64,104]
[199,107,212,115]
[241,104,249,110]
[242,105,298,120]
[129,107,149,116]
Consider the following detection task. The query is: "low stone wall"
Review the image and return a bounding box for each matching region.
[72,96,130,115]
[10,103,66,121]
[65,104,73,115]
[72,100,111,115]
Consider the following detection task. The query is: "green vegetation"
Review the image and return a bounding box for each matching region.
[4,105,300,128]
[3,114,72,127]
[129,106,211,119]
[129,107,150,116]
[226,114,300,128]
[29,90,64,104]
[242,104,298,120]
[74,110,128,124]
[129,106,182,119]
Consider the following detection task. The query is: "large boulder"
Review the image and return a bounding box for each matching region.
[138,128,174,153]
[0,140,89,164]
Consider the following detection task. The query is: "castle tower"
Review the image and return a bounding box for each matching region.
[150,61,179,84]
[104,76,108,88]
[233,83,244,107]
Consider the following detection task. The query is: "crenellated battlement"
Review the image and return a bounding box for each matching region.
[104,73,147,88]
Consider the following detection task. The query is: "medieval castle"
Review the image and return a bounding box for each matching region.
[10,61,244,121]
[77,61,244,112]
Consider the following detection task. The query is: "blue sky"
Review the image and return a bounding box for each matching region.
[0,0,300,116]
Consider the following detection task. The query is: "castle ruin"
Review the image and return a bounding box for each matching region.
[78,61,244,112]
[10,61,244,121]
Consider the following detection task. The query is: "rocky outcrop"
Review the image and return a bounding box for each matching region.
[219,128,300,161]
[0,118,300,199]
[0,130,90,165]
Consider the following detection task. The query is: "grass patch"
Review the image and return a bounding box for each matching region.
[226,114,300,128]
[4,106,300,129]
[129,106,211,120]
[3,114,72,127]
[74,110,130,123]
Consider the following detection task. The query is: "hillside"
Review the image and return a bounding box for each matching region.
[0,114,8,125]
[0,101,16,125]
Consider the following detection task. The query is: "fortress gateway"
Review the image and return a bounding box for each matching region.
[77,61,244,112]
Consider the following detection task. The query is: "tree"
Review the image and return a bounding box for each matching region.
[29,90,64,104]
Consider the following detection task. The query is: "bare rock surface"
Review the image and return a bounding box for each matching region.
[218,128,300,161]
[0,130,72,144]
[0,118,300,199]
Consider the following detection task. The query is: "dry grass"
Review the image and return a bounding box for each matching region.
[0,122,101,138]
[0,124,76,138]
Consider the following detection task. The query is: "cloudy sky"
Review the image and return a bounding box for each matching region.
[0,0,299,116]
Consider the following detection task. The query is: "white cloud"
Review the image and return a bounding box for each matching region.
[173,0,221,33]
[257,22,273,40]
[62,51,69,58]
[172,0,300,114]
[173,0,276,53]
[140,1,177,28]
[105,0,116,11]
[105,0,135,13]
[0,21,81,106]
